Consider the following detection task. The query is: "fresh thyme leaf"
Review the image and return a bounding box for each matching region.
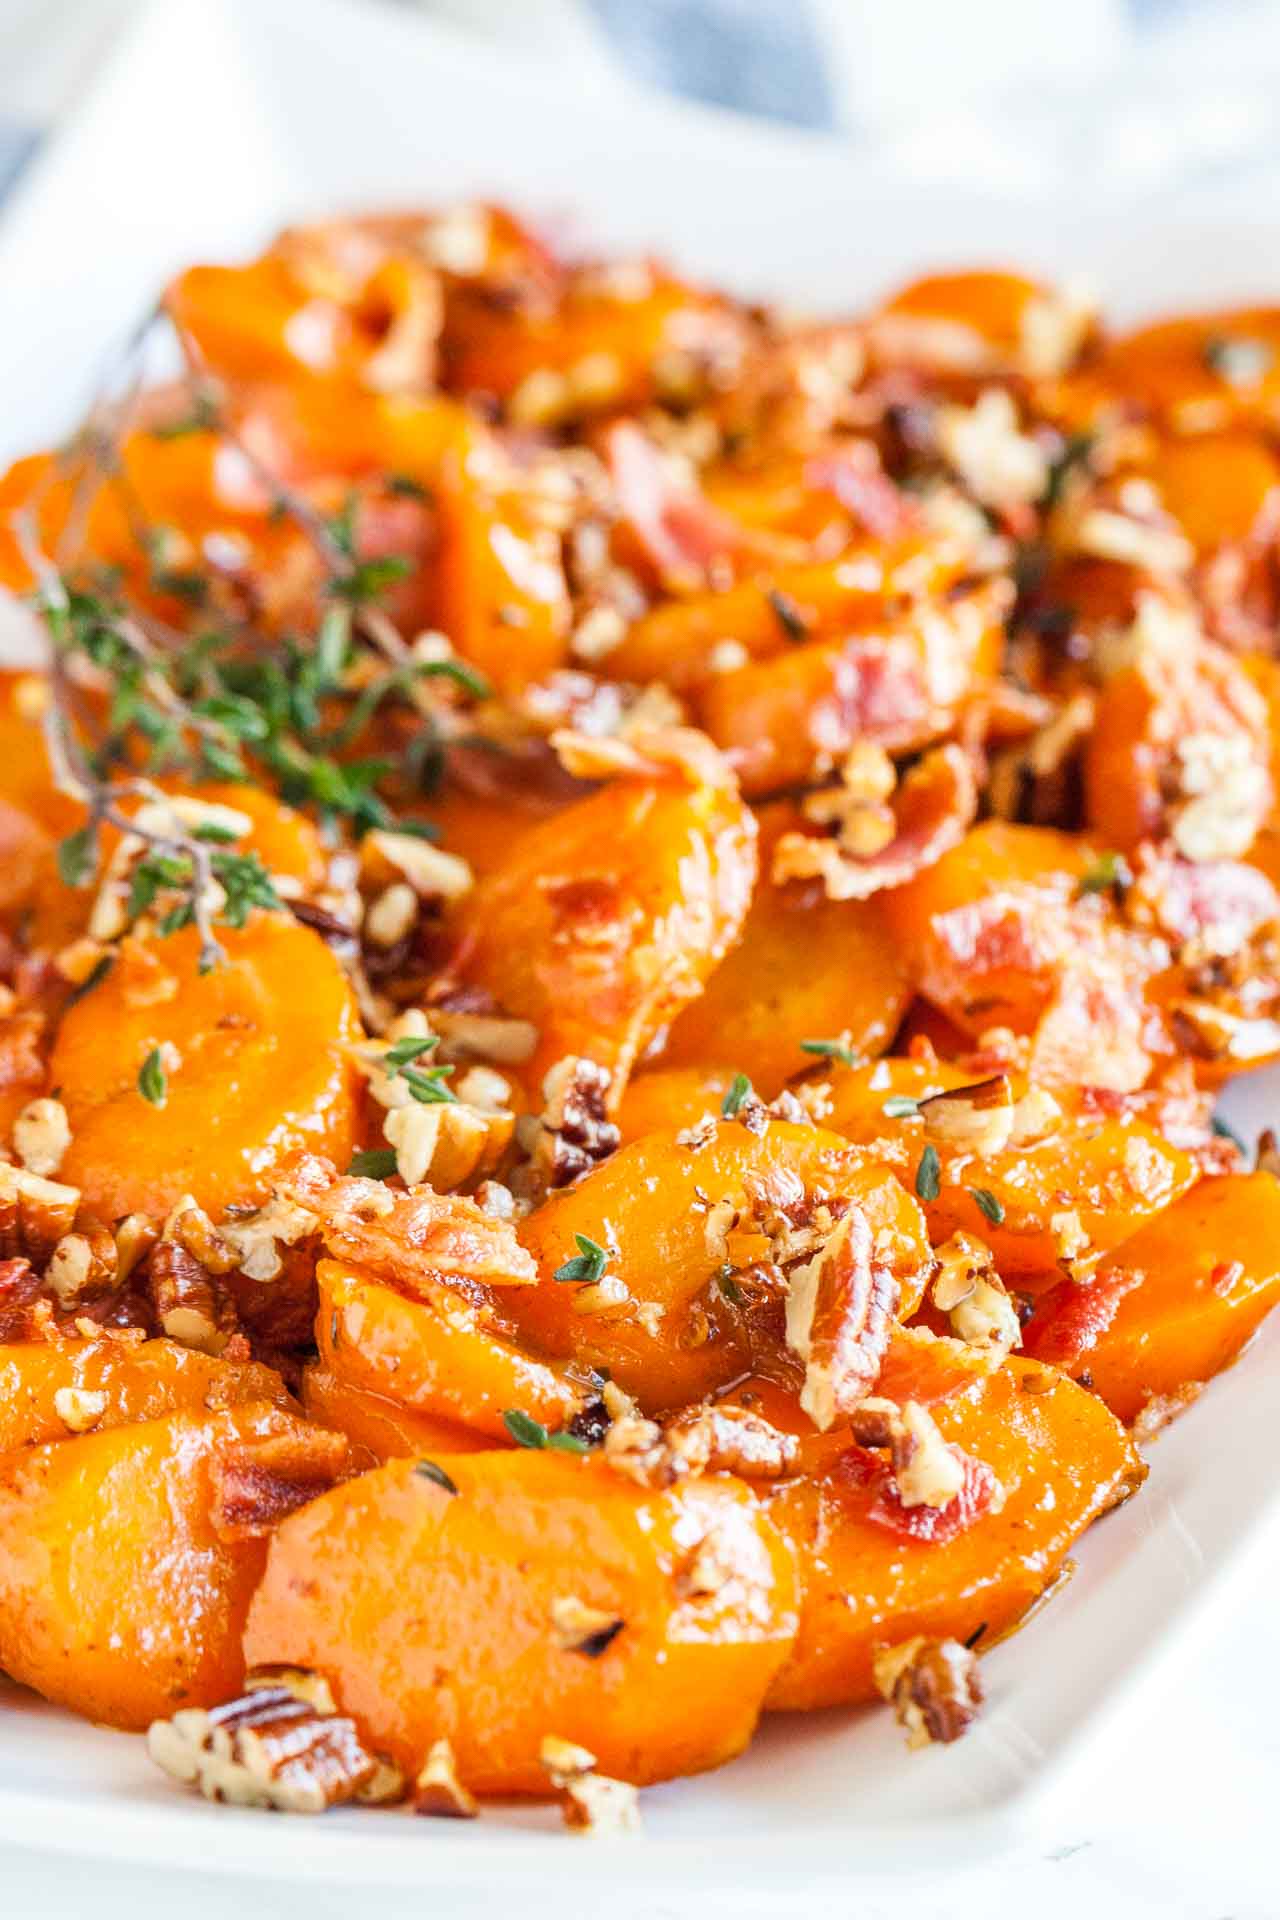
[191,822,239,844]
[414,1458,459,1494]
[546,1431,589,1454]
[969,1186,1005,1225]
[915,1143,941,1203]
[767,586,808,643]
[503,1408,550,1449]
[1211,1114,1248,1157]
[386,472,430,502]
[801,1037,857,1067]
[1043,432,1095,510]
[721,1072,754,1118]
[554,1233,610,1284]
[1203,333,1274,387]
[1077,850,1132,898]
[400,1063,458,1105]
[137,1046,167,1107]
[210,850,282,928]
[56,825,96,888]
[384,1034,440,1070]
[882,1094,921,1119]
[348,1148,399,1179]
[333,554,414,605]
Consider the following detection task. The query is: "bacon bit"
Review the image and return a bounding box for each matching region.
[0,1257,38,1342]
[413,1738,479,1819]
[865,1447,1000,1545]
[1124,850,1279,957]
[606,421,744,588]
[805,444,916,541]
[784,1209,899,1431]
[1022,1268,1144,1371]
[282,1155,539,1292]
[209,1427,350,1543]
[875,1325,994,1406]
[772,744,977,902]
[551,721,732,791]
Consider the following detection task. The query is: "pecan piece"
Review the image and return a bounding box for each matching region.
[784,1209,899,1431]
[534,1055,621,1190]
[0,1163,79,1265]
[539,1735,641,1835]
[873,1636,984,1749]
[413,1737,479,1819]
[918,1075,1014,1155]
[147,1688,380,1811]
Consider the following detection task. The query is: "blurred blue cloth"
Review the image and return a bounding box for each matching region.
[587,0,836,127]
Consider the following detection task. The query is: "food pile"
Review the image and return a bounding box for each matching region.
[0,205,1278,1830]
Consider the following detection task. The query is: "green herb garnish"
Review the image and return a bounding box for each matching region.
[915,1143,941,1203]
[721,1072,754,1118]
[554,1234,610,1285]
[502,1409,589,1454]
[969,1186,1005,1225]
[137,1046,168,1107]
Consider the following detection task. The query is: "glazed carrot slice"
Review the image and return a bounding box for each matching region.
[243,1449,799,1791]
[761,1359,1141,1711]
[301,1362,494,1464]
[447,759,756,1102]
[0,1401,348,1728]
[1022,1171,1280,1425]
[0,1336,291,1454]
[654,801,909,1097]
[512,1120,931,1410]
[52,916,360,1220]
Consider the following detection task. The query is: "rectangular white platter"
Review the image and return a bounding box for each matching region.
[0,0,1278,1894]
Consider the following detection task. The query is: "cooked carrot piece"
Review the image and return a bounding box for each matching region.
[243,1449,799,1791]
[761,1359,1141,1711]
[301,1362,494,1464]
[316,1258,581,1441]
[0,1336,290,1453]
[654,801,909,1096]
[1022,1171,1280,1425]
[819,1060,1199,1284]
[447,763,756,1102]
[0,1401,349,1728]
[511,1120,931,1409]
[52,917,360,1220]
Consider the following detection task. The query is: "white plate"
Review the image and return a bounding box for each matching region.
[1,0,1278,1892]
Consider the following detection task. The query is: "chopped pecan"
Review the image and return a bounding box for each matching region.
[918,1075,1014,1155]
[931,1234,1020,1363]
[851,1396,967,1510]
[784,1209,899,1431]
[46,1221,118,1309]
[539,1735,642,1835]
[209,1427,350,1543]
[53,1385,107,1433]
[0,1162,79,1265]
[873,1636,984,1749]
[147,1688,380,1812]
[413,1738,479,1818]
[147,1238,231,1353]
[532,1056,620,1190]
[549,1596,625,1656]
[661,1403,801,1480]
[11,1096,71,1178]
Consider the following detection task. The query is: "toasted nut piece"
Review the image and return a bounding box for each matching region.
[46,1222,117,1308]
[168,1196,238,1275]
[539,1735,640,1835]
[935,387,1047,511]
[413,1737,479,1819]
[918,1076,1014,1155]
[540,1735,597,1781]
[662,1403,800,1480]
[365,882,419,949]
[366,830,474,902]
[53,1385,107,1433]
[1050,1208,1090,1273]
[1009,1085,1062,1146]
[932,1233,1020,1362]
[550,1596,625,1656]
[784,1209,899,1432]
[54,937,109,986]
[0,1162,80,1264]
[220,1195,318,1284]
[12,1097,71,1177]
[147,1689,379,1812]
[244,1666,337,1715]
[531,1056,620,1191]
[873,1636,984,1749]
[431,1009,539,1066]
[148,1240,228,1355]
[852,1397,967,1510]
[114,1213,159,1282]
[560,1773,642,1835]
